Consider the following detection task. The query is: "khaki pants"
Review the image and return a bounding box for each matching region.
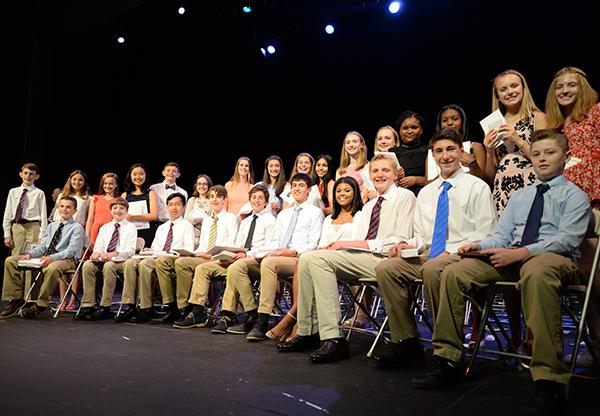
[163,257,208,308]
[82,260,125,307]
[297,250,387,340]
[375,254,461,342]
[137,258,158,309]
[222,257,261,313]
[2,255,76,307]
[11,222,41,255]
[433,253,578,386]
[188,261,237,312]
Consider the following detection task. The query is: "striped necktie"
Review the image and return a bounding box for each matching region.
[429,181,452,259]
[107,223,120,253]
[14,188,28,223]
[207,214,218,251]
[162,222,174,252]
[45,223,65,256]
[365,197,384,240]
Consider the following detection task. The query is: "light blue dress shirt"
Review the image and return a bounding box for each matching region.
[29,218,85,261]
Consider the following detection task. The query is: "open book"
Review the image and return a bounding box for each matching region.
[17,258,44,268]
[208,246,245,262]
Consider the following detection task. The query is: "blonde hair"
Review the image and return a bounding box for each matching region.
[290,152,316,183]
[545,66,599,129]
[373,126,400,153]
[62,170,90,199]
[492,69,540,120]
[228,156,254,185]
[338,131,367,176]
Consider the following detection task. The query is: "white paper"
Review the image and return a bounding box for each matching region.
[18,258,44,268]
[374,151,400,168]
[128,200,150,230]
[479,109,506,134]
[400,248,419,258]
[565,156,582,170]
[207,245,245,256]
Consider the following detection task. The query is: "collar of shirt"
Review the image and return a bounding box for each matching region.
[532,174,566,190]
[435,168,464,189]
[20,184,36,191]
[376,183,398,201]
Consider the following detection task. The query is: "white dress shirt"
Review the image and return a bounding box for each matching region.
[94,219,138,258]
[234,209,277,255]
[3,184,48,238]
[269,200,324,254]
[149,181,189,222]
[412,169,496,254]
[281,184,324,210]
[318,215,358,248]
[196,210,239,253]
[351,184,416,253]
[151,216,196,252]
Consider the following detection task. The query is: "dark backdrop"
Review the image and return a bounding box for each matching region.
[1,0,597,259]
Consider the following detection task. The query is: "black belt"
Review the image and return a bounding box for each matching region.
[14,219,40,224]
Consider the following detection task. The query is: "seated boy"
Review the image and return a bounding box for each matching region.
[411,130,591,415]
[0,196,84,318]
[76,198,137,320]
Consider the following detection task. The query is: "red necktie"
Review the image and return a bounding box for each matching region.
[365,197,383,240]
[14,188,28,223]
[162,222,174,252]
[107,223,120,252]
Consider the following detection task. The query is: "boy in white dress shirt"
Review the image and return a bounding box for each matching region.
[173,184,276,329]
[76,198,137,320]
[152,185,238,324]
[149,162,188,223]
[226,173,324,341]
[114,192,195,323]
[278,154,415,363]
[3,163,48,255]
[372,127,496,367]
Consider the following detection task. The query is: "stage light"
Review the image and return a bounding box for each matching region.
[388,1,402,14]
[178,7,185,15]
[266,45,276,54]
[242,6,252,13]
[325,24,335,35]
[117,36,125,44]
[260,47,266,56]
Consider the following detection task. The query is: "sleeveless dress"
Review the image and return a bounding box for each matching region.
[391,142,428,196]
[564,103,600,206]
[125,192,158,247]
[492,115,536,216]
[89,195,114,245]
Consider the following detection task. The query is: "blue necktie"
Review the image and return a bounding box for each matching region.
[429,181,452,259]
[281,206,301,248]
[520,183,550,246]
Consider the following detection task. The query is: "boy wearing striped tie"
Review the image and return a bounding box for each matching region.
[153,186,238,324]
[76,197,137,320]
[278,155,415,362]
[373,127,495,367]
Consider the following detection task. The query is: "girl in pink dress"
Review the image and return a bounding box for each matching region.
[225,157,254,215]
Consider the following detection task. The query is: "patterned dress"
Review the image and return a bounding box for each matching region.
[492,115,536,216]
[564,103,600,207]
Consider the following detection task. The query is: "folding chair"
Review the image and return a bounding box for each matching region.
[465,224,600,379]
[53,236,92,317]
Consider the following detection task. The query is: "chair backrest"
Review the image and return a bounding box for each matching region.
[136,237,145,253]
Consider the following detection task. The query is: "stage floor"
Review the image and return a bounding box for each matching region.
[0,309,597,415]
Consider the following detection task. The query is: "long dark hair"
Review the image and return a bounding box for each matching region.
[331,176,363,220]
[123,163,150,194]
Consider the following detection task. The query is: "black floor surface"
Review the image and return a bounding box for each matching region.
[1,309,598,415]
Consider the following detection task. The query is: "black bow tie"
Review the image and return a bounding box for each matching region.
[165,184,176,190]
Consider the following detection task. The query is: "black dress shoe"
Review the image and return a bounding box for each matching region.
[113,307,136,323]
[522,380,566,416]
[373,338,426,368]
[73,307,94,321]
[86,307,113,321]
[130,308,154,323]
[277,333,321,353]
[411,356,462,389]
[310,338,349,363]
[150,308,181,324]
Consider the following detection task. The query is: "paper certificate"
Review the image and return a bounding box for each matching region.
[128,200,150,230]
